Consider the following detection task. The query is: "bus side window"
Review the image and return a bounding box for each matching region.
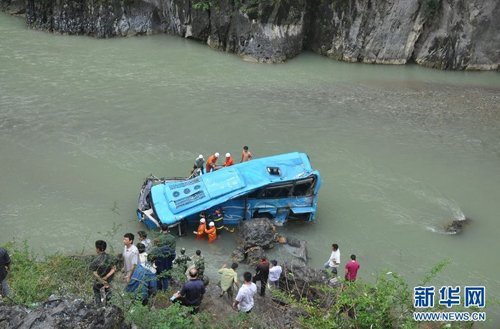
[247,189,262,199]
[261,185,292,198]
[292,178,315,196]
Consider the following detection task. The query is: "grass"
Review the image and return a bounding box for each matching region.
[4,241,93,306]
[1,243,483,329]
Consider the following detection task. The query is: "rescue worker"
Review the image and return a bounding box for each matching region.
[213,209,223,223]
[205,152,220,173]
[205,221,217,243]
[193,154,205,175]
[193,215,207,239]
[223,153,234,167]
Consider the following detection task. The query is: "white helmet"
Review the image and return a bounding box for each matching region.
[214,152,220,157]
[200,218,206,223]
[209,221,215,227]
[197,154,204,159]
[225,153,231,158]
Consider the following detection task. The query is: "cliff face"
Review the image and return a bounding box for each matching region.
[1,0,498,69]
[308,0,500,70]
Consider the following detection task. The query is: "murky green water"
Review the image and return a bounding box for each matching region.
[1,13,500,325]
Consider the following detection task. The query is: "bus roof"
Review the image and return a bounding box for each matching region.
[151,152,318,225]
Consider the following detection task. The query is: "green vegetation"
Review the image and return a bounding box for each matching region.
[5,241,93,306]
[192,0,213,11]
[273,259,475,329]
[125,300,266,329]
[1,243,483,329]
[126,302,195,329]
[297,273,415,328]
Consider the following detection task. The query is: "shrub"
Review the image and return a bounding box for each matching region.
[126,301,194,329]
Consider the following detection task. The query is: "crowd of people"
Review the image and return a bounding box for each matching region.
[87,225,287,315]
[0,238,361,314]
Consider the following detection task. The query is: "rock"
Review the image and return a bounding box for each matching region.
[231,247,246,263]
[0,303,28,329]
[0,297,129,329]
[238,217,276,250]
[283,239,307,265]
[307,0,499,70]
[286,237,301,248]
[444,217,471,234]
[2,0,497,69]
[280,262,332,302]
[245,246,265,266]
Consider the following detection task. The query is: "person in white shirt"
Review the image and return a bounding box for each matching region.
[137,231,152,253]
[122,233,139,283]
[233,272,257,313]
[268,260,282,288]
[137,243,148,266]
[324,243,340,276]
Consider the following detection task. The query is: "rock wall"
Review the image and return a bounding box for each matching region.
[307,0,500,70]
[1,0,498,69]
[16,0,307,63]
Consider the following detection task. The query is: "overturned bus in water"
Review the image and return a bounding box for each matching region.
[137,152,321,230]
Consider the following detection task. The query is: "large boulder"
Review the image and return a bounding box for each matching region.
[0,296,128,329]
[245,246,266,266]
[444,217,471,234]
[0,303,27,329]
[280,262,332,302]
[282,238,308,265]
[238,218,276,250]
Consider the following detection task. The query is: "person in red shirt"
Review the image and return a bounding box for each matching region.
[224,153,234,167]
[344,254,360,282]
[206,152,220,173]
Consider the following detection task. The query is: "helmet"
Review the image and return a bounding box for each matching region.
[209,221,215,227]
[200,218,206,223]
[181,247,186,253]
[197,154,204,159]
[225,153,231,157]
[214,152,220,157]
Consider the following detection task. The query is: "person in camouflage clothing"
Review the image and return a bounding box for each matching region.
[155,224,176,249]
[89,240,116,306]
[186,249,205,280]
[174,248,191,273]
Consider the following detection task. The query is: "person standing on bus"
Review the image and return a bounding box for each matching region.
[206,153,220,173]
[240,146,252,162]
[193,154,205,175]
[224,153,234,167]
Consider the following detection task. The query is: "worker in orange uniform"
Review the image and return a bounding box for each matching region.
[224,153,234,167]
[205,152,220,173]
[193,216,206,239]
[205,221,217,243]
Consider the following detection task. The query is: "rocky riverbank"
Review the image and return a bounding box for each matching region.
[0,219,334,329]
[1,0,498,70]
[0,221,475,328]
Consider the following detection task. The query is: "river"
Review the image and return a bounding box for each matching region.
[1,13,499,326]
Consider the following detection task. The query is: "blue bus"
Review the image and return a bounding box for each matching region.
[137,152,321,230]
